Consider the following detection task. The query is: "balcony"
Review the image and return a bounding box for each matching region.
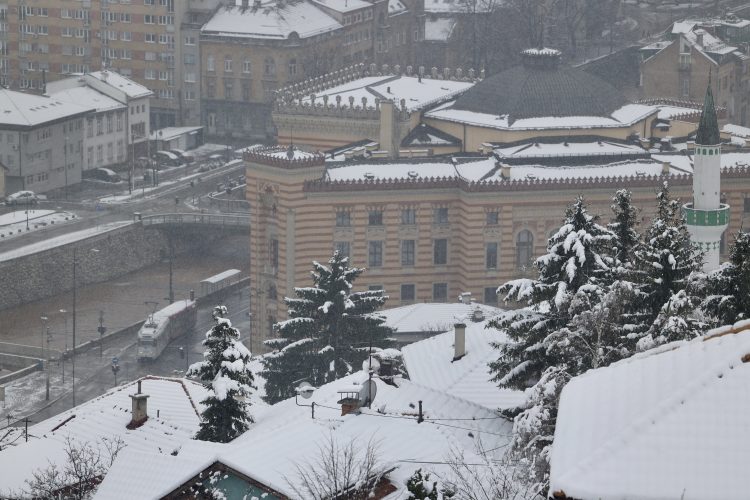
[683,203,730,227]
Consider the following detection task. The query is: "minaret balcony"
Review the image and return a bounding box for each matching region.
[683,203,730,226]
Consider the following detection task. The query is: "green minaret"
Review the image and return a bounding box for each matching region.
[695,78,720,146]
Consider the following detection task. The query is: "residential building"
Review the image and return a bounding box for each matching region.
[2,0,191,128]
[0,88,90,195]
[550,321,750,500]
[640,17,750,125]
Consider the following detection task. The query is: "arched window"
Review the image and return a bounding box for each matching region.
[288,58,297,76]
[516,229,534,269]
[264,57,275,76]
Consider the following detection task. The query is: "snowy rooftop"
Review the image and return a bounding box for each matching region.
[0,89,91,128]
[722,123,750,138]
[655,151,750,173]
[424,0,493,13]
[494,140,647,159]
[0,377,208,495]
[387,0,407,15]
[402,320,525,411]
[46,86,125,113]
[657,104,702,120]
[486,160,671,182]
[149,126,203,142]
[684,28,737,56]
[672,20,697,34]
[88,71,153,99]
[425,101,657,130]
[378,302,503,333]
[97,372,512,499]
[311,0,371,13]
[301,75,475,112]
[550,322,750,500]
[201,2,342,40]
[424,18,456,41]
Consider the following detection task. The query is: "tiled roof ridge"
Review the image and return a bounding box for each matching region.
[245,148,326,168]
[142,375,202,418]
[557,324,750,486]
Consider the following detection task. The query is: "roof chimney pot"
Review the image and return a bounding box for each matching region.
[453,323,466,361]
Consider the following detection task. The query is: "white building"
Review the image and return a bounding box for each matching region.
[0,89,91,195]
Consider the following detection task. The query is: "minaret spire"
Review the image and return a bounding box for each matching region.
[695,71,720,145]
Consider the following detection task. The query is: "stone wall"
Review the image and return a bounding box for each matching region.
[0,222,219,311]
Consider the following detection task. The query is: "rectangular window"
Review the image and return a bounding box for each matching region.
[335,241,351,259]
[269,238,279,271]
[433,283,448,302]
[401,240,415,266]
[401,284,415,301]
[243,59,252,74]
[335,210,351,227]
[368,241,383,267]
[486,211,499,225]
[484,287,498,305]
[368,209,383,226]
[744,197,750,213]
[486,242,498,269]
[401,208,416,225]
[434,239,448,265]
[434,207,449,224]
[224,57,232,72]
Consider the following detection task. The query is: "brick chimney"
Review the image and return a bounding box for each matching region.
[127,380,149,429]
[453,323,466,361]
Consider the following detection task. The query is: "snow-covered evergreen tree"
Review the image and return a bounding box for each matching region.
[261,251,393,404]
[488,196,613,389]
[188,305,255,443]
[701,231,750,326]
[637,289,707,350]
[627,182,704,341]
[607,189,640,267]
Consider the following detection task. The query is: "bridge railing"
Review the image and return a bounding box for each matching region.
[139,213,251,228]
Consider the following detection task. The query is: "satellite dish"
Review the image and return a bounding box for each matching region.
[295,381,315,399]
[358,379,378,406]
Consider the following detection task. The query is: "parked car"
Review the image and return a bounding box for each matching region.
[154,150,181,167]
[88,167,121,183]
[170,149,194,164]
[208,154,224,169]
[5,190,39,206]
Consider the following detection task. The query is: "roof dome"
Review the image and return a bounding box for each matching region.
[452,48,627,124]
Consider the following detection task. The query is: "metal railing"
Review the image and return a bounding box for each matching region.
[138,213,251,228]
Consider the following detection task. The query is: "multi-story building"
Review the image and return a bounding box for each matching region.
[2,0,191,129]
[0,88,90,195]
[641,17,750,125]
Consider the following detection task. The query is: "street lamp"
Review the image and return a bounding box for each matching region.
[12,139,22,190]
[63,135,69,201]
[59,309,67,384]
[40,315,49,400]
[71,247,99,408]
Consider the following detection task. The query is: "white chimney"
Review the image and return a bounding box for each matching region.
[453,323,466,361]
[127,380,149,429]
[460,292,472,305]
[500,163,511,179]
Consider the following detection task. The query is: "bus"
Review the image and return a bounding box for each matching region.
[199,269,242,298]
[137,300,197,361]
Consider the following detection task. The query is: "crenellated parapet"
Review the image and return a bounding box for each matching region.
[638,97,728,121]
[303,172,696,193]
[244,146,326,169]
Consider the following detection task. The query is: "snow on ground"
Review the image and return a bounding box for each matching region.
[0,221,132,262]
[0,210,78,241]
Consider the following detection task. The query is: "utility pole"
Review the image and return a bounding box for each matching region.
[40,316,48,400]
[72,248,77,408]
[98,310,106,359]
[45,327,50,401]
[168,239,174,304]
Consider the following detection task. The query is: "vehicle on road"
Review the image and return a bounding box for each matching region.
[199,269,242,298]
[154,150,181,167]
[208,154,224,169]
[137,300,197,361]
[170,149,194,164]
[86,167,121,183]
[5,190,39,206]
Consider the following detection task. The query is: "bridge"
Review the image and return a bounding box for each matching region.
[137,213,250,231]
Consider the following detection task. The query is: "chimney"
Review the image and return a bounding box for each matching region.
[662,162,671,175]
[453,323,466,361]
[127,380,149,429]
[460,292,472,305]
[500,163,511,179]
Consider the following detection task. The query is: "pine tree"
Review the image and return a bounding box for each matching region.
[637,289,707,350]
[701,231,750,325]
[188,306,255,443]
[405,469,441,500]
[607,189,640,267]
[488,196,613,390]
[261,251,393,404]
[628,182,704,338]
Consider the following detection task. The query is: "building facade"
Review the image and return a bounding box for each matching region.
[244,145,750,353]
[0,89,90,195]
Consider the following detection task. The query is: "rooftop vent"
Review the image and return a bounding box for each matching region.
[453,323,466,361]
[407,170,418,178]
[364,172,375,180]
[127,380,149,429]
[337,379,377,416]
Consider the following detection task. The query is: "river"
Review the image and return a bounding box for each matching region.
[0,234,250,352]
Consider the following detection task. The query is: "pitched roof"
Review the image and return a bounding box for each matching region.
[695,81,721,145]
[378,302,502,333]
[400,123,462,147]
[0,89,90,128]
[0,377,208,495]
[401,320,525,411]
[87,71,153,99]
[550,322,750,500]
[46,85,125,113]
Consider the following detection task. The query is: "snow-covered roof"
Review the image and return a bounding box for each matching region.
[657,104,702,120]
[387,0,407,15]
[312,0,371,13]
[97,372,511,499]
[149,126,203,141]
[672,20,697,34]
[722,123,750,138]
[494,140,646,159]
[683,29,737,59]
[423,0,493,13]
[201,2,342,40]
[487,160,671,182]
[425,101,657,131]
[0,89,91,128]
[550,323,750,500]
[0,377,208,495]
[302,75,475,112]
[325,156,496,182]
[424,18,456,41]
[87,71,153,99]
[378,302,503,333]
[402,320,525,411]
[655,150,750,173]
[45,86,125,113]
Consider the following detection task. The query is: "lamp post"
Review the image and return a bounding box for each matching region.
[40,315,48,400]
[71,247,98,408]
[63,135,69,200]
[13,137,22,189]
[59,309,67,384]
